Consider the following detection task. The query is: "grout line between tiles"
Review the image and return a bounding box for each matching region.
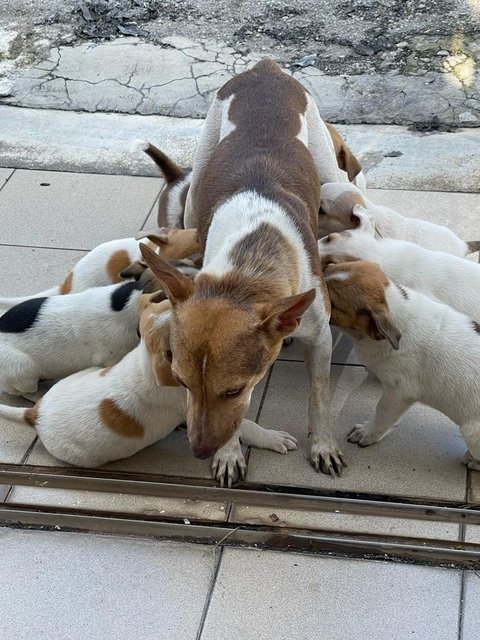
[255,363,275,424]
[139,192,161,231]
[458,570,466,640]
[2,435,38,504]
[195,546,224,640]
[0,242,90,253]
[0,168,15,194]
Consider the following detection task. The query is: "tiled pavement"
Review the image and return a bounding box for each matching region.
[0,168,479,638]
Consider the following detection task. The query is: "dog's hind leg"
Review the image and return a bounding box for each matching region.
[460,422,480,471]
[348,386,413,447]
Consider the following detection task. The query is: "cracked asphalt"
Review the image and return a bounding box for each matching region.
[0,0,479,126]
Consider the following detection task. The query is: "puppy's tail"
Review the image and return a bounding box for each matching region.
[133,140,186,183]
[0,287,59,311]
[0,403,35,426]
[466,241,480,254]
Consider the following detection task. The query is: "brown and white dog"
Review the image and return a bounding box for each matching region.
[140,59,347,476]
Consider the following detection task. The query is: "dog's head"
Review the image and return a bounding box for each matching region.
[140,244,315,459]
[318,206,377,262]
[120,228,200,281]
[324,260,401,349]
[318,182,367,237]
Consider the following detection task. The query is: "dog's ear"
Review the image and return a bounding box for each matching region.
[258,289,316,338]
[363,309,401,350]
[120,260,147,280]
[352,205,375,235]
[136,228,171,247]
[140,244,194,305]
[326,123,362,182]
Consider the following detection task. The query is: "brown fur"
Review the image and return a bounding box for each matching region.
[325,123,362,182]
[106,249,132,283]
[99,398,144,438]
[24,403,40,427]
[324,261,401,349]
[59,271,73,294]
[139,299,179,386]
[318,190,366,237]
[99,366,112,377]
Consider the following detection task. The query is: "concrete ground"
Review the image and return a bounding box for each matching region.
[0,166,479,638]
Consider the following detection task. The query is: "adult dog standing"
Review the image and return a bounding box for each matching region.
[141,59,346,476]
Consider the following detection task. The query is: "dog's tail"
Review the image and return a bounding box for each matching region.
[466,241,480,254]
[133,140,186,183]
[0,287,59,312]
[0,403,35,426]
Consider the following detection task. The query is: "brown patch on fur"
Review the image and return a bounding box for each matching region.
[59,271,73,294]
[140,299,179,386]
[325,123,362,181]
[24,402,40,427]
[99,366,112,377]
[107,249,132,283]
[99,398,144,438]
[325,261,401,349]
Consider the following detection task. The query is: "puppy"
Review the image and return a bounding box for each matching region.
[0,299,297,483]
[0,280,144,400]
[0,228,200,310]
[137,141,192,228]
[325,260,480,471]
[140,59,349,476]
[319,182,480,256]
[318,208,480,322]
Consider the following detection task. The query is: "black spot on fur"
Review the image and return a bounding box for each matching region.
[110,281,141,311]
[0,297,48,333]
[472,320,480,334]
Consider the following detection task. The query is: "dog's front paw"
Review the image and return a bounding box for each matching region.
[347,423,379,447]
[212,446,247,488]
[309,441,346,477]
[261,429,298,454]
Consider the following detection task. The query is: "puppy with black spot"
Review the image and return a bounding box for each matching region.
[0,300,297,483]
[324,260,480,471]
[0,280,144,401]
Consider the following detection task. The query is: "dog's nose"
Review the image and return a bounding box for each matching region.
[191,445,216,460]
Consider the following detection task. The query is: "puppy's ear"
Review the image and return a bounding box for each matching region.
[258,289,316,338]
[120,260,147,280]
[140,244,194,305]
[136,228,171,247]
[352,205,375,235]
[364,309,401,350]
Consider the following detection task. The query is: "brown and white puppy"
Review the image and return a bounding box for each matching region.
[138,142,192,227]
[140,59,347,476]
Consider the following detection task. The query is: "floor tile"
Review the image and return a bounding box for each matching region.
[0,393,36,501]
[461,571,480,640]
[247,361,467,500]
[229,504,459,541]
[369,189,480,246]
[0,245,86,297]
[0,170,160,250]
[0,168,14,190]
[8,485,228,521]
[201,548,461,640]
[20,373,268,480]
[0,527,213,640]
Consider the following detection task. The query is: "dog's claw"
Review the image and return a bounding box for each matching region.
[311,441,346,477]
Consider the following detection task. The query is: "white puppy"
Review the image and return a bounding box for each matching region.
[0,300,297,484]
[318,208,480,322]
[319,182,480,256]
[0,228,200,310]
[0,281,143,400]
[324,260,480,471]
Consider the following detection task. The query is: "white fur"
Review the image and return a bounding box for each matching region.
[0,237,142,310]
[164,172,192,228]
[318,218,480,321]
[321,182,470,256]
[344,281,480,468]
[0,282,141,398]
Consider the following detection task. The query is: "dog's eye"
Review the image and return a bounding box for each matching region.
[164,349,172,363]
[222,386,245,399]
